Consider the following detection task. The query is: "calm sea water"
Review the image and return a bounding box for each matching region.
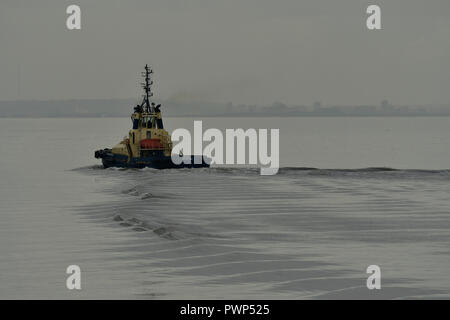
[1,117,450,299]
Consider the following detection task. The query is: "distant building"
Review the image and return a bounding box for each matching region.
[313,101,322,111]
[381,100,394,112]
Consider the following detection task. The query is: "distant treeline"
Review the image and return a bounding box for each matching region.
[1,99,450,117]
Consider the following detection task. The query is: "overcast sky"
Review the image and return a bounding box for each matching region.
[0,0,449,106]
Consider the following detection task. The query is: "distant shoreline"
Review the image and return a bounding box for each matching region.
[2,114,450,118]
[1,99,450,118]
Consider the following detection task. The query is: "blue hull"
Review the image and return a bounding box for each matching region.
[94,149,209,169]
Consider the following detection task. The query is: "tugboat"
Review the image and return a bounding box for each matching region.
[94,65,209,169]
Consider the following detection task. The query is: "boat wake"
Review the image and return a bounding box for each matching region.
[73,164,450,179]
[71,164,450,299]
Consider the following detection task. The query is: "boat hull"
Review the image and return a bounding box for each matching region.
[94,149,210,169]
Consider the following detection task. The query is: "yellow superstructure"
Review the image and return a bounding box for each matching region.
[111,109,173,159]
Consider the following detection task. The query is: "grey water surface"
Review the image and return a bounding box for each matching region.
[1,117,450,299]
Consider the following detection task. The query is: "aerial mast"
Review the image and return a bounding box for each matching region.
[141,64,154,112]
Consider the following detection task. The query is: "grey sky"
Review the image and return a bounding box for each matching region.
[0,0,449,106]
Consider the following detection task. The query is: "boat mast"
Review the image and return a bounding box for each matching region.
[141,64,154,112]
